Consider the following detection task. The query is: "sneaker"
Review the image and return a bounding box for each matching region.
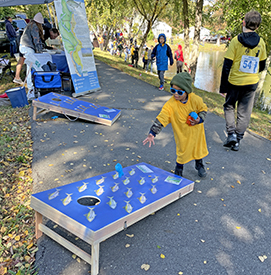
[231,140,240,151]
[223,133,237,148]
[158,85,164,90]
[27,89,35,101]
[174,165,183,177]
[13,78,23,85]
[195,160,207,178]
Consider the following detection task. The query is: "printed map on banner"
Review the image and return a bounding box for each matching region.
[54,0,101,95]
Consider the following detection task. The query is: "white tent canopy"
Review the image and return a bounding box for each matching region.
[0,0,54,7]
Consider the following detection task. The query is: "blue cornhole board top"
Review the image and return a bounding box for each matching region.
[33,92,121,125]
[32,163,194,233]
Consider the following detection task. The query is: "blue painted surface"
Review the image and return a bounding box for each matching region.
[32,163,193,232]
[34,92,121,123]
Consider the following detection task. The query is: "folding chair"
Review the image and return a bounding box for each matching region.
[0,55,15,82]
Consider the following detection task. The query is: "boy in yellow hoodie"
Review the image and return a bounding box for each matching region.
[143,72,208,177]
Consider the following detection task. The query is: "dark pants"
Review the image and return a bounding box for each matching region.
[9,38,17,57]
[176,61,183,74]
[158,70,165,86]
[223,83,258,140]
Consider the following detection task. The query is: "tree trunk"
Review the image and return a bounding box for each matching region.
[104,25,113,51]
[216,35,220,46]
[189,0,203,81]
[138,20,152,56]
[254,51,271,106]
[182,0,190,69]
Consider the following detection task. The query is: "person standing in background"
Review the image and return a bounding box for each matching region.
[219,10,267,151]
[174,44,184,74]
[151,33,173,90]
[19,12,44,100]
[5,16,17,58]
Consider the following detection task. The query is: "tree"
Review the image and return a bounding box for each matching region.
[189,0,203,81]
[130,0,171,54]
[214,0,271,106]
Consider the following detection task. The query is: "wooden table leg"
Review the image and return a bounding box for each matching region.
[35,211,43,239]
[91,243,100,275]
[33,105,37,121]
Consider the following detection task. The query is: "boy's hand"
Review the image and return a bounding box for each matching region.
[189,116,200,126]
[143,133,155,147]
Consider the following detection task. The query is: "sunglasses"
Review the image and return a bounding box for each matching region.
[170,87,185,96]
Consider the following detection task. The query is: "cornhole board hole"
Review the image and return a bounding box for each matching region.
[30,163,194,275]
[32,92,121,126]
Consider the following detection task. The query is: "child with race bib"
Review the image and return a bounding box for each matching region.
[219,10,267,151]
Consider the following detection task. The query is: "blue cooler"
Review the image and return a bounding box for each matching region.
[6,86,29,108]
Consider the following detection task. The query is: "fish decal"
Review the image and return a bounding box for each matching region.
[84,207,96,222]
[125,188,133,198]
[77,182,88,192]
[152,176,158,183]
[112,172,119,179]
[129,168,135,175]
[123,201,133,213]
[95,185,104,196]
[111,182,120,192]
[96,176,106,185]
[123,177,130,185]
[61,193,72,206]
[150,185,157,194]
[48,188,61,200]
[138,177,145,185]
[107,197,117,209]
[138,193,147,204]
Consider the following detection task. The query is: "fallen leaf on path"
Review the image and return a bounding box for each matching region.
[160,254,165,259]
[141,264,150,271]
[125,244,130,248]
[126,234,134,238]
[237,180,241,184]
[236,226,241,229]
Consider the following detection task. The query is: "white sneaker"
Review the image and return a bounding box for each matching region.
[27,89,35,101]
[13,78,23,85]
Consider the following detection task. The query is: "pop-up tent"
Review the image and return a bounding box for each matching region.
[0,0,53,7]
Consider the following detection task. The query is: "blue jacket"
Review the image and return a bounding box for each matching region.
[5,19,17,40]
[151,33,173,71]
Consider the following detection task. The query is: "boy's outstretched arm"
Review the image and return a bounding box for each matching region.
[142,118,164,148]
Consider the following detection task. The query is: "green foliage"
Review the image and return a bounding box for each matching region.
[147,29,154,40]
[214,0,271,52]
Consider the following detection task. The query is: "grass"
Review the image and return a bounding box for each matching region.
[93,48,271,140]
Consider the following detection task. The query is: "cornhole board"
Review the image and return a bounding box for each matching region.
[32,92,121,126]
[30,163,194,275]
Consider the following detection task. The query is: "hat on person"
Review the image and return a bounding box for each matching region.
[33,12,44,24]
[170,72,192,94]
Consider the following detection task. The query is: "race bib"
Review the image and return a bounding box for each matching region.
[239,55,259,74]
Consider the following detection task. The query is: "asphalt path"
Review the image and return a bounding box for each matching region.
[31,60,271,275]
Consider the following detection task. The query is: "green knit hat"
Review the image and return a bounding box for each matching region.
[170,72,192,94]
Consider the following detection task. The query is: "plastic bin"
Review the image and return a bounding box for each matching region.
[5,86,29,108]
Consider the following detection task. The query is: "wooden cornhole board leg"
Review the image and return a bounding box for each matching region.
[34,211,100,275]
